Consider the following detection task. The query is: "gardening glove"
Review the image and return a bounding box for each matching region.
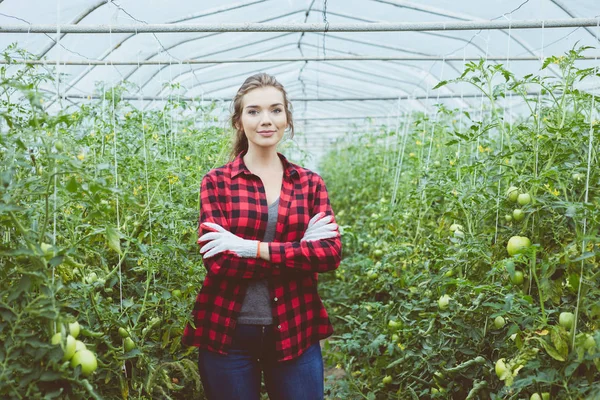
[302,212,339,242]
[198,222,259,259]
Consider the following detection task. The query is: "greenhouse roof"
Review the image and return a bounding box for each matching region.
[1,0,599,166]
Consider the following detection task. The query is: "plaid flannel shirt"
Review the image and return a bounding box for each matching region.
[182,151,342,361]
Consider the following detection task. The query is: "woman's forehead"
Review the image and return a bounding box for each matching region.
[242,86,284,108]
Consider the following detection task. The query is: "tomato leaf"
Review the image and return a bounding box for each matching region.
[433,80,448,89]
[539,338,566,362]
[551,326,569,360]
[106,227,122,255]
[65,177,79,193]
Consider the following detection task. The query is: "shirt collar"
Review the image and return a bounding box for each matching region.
[230,150,299,179]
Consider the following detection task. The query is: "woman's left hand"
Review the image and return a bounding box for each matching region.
[198,222,259,259]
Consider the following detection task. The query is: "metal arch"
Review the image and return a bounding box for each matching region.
[142,36,453,109]
[115,12,305,90]
[298,63,432,111]
[549,0,600,43]
[156,47,430,104]
[153,40,448,112]
[286,79,410,104]
[38,0,108,58]
[298,42,467,108]
[310,61,455,110]
[310,8,495,56]
[143,62,300,109]
[140,39,299,94]
[285,83,408,115]
[185,64,422,109]
[369,0,563,77]
[57,3,299,104]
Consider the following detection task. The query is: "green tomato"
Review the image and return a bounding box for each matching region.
[124,337,136,352]
[541,393,550,400]
[391,333,400,342]
[75,340,87,352]
[583,334,596,350]
[530,394,542,400]
[118,327,130,338]
[507,236,531,256]
[70,349,98,376]
[388,320,401,330]
[512,209,525,222]
[517,193,532,206]
[511,271,524,285]
[494,316,506,329]
[367,270,378,280]
[453,230,465,238]
[69,321,80,339]
[52,333,77,361]
[505,214,513,222]
[373,249,384,259]
[495,358,507,379]
[449,223,463,232]
[438,294,450,310]
[54,140,64,152]
[559,312,575,330]
[172,289,182,298]
[507,186,520,202]
[85,272,98,284]
[382,375,392,385]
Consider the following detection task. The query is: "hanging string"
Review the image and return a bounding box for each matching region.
[573,18,599,349]
[138,55,153,246]
[493,21,511,247]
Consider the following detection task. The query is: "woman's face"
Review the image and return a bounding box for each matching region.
[239,86,288,151]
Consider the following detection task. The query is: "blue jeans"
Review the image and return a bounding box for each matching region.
[197,324,324,400]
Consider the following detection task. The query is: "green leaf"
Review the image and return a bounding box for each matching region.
[539,339,566,362]
[433,80,448,89]
[7,275,31,303]
[551,326,569,360]
[106,226,122,255]
[65,176,79,193]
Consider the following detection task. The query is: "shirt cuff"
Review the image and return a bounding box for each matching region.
[268,242,287,267]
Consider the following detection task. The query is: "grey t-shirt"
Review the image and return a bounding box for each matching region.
[237,197,279,325]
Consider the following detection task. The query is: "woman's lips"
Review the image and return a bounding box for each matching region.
[257,130,276,137]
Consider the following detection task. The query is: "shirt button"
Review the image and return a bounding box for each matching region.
[274,297,278,302]
[277,325,281,329]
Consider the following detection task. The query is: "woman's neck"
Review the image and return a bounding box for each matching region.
[243,146,282,175]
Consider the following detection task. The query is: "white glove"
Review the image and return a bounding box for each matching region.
[302,213,339,242]
[198,222,259,259]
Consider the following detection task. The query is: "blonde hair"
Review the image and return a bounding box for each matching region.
[230,73,294,160]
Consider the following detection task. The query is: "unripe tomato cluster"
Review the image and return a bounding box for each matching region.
[51,321,98,377]
[506,186,533,223]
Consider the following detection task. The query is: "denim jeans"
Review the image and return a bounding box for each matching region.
[197,324,324,400]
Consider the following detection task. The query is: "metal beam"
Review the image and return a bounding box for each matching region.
[1,19,598,33]
[8,54,597,65]
[60,91,542,102]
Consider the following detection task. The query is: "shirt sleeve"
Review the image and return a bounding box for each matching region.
[267,175,342,273]
[198,173,279,280]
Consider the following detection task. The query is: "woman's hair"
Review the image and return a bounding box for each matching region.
[230,73,294,160]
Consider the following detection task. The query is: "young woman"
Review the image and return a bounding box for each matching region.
[182,73,342,400]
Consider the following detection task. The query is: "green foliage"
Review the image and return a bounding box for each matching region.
[320,46,600,399]
[0,45,234,399]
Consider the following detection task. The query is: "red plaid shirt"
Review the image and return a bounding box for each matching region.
[182,151,342,361]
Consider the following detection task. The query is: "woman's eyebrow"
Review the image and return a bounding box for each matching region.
[244,103,284,109]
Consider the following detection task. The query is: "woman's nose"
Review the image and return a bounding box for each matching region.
[260,114,272,125]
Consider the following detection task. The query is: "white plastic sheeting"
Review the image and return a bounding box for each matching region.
[0,0,598,166]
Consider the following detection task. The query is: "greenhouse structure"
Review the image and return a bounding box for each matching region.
[1,0,599,399]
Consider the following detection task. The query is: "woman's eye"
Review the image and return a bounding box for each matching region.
[273,108,282,113]
[248,110,258,115]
